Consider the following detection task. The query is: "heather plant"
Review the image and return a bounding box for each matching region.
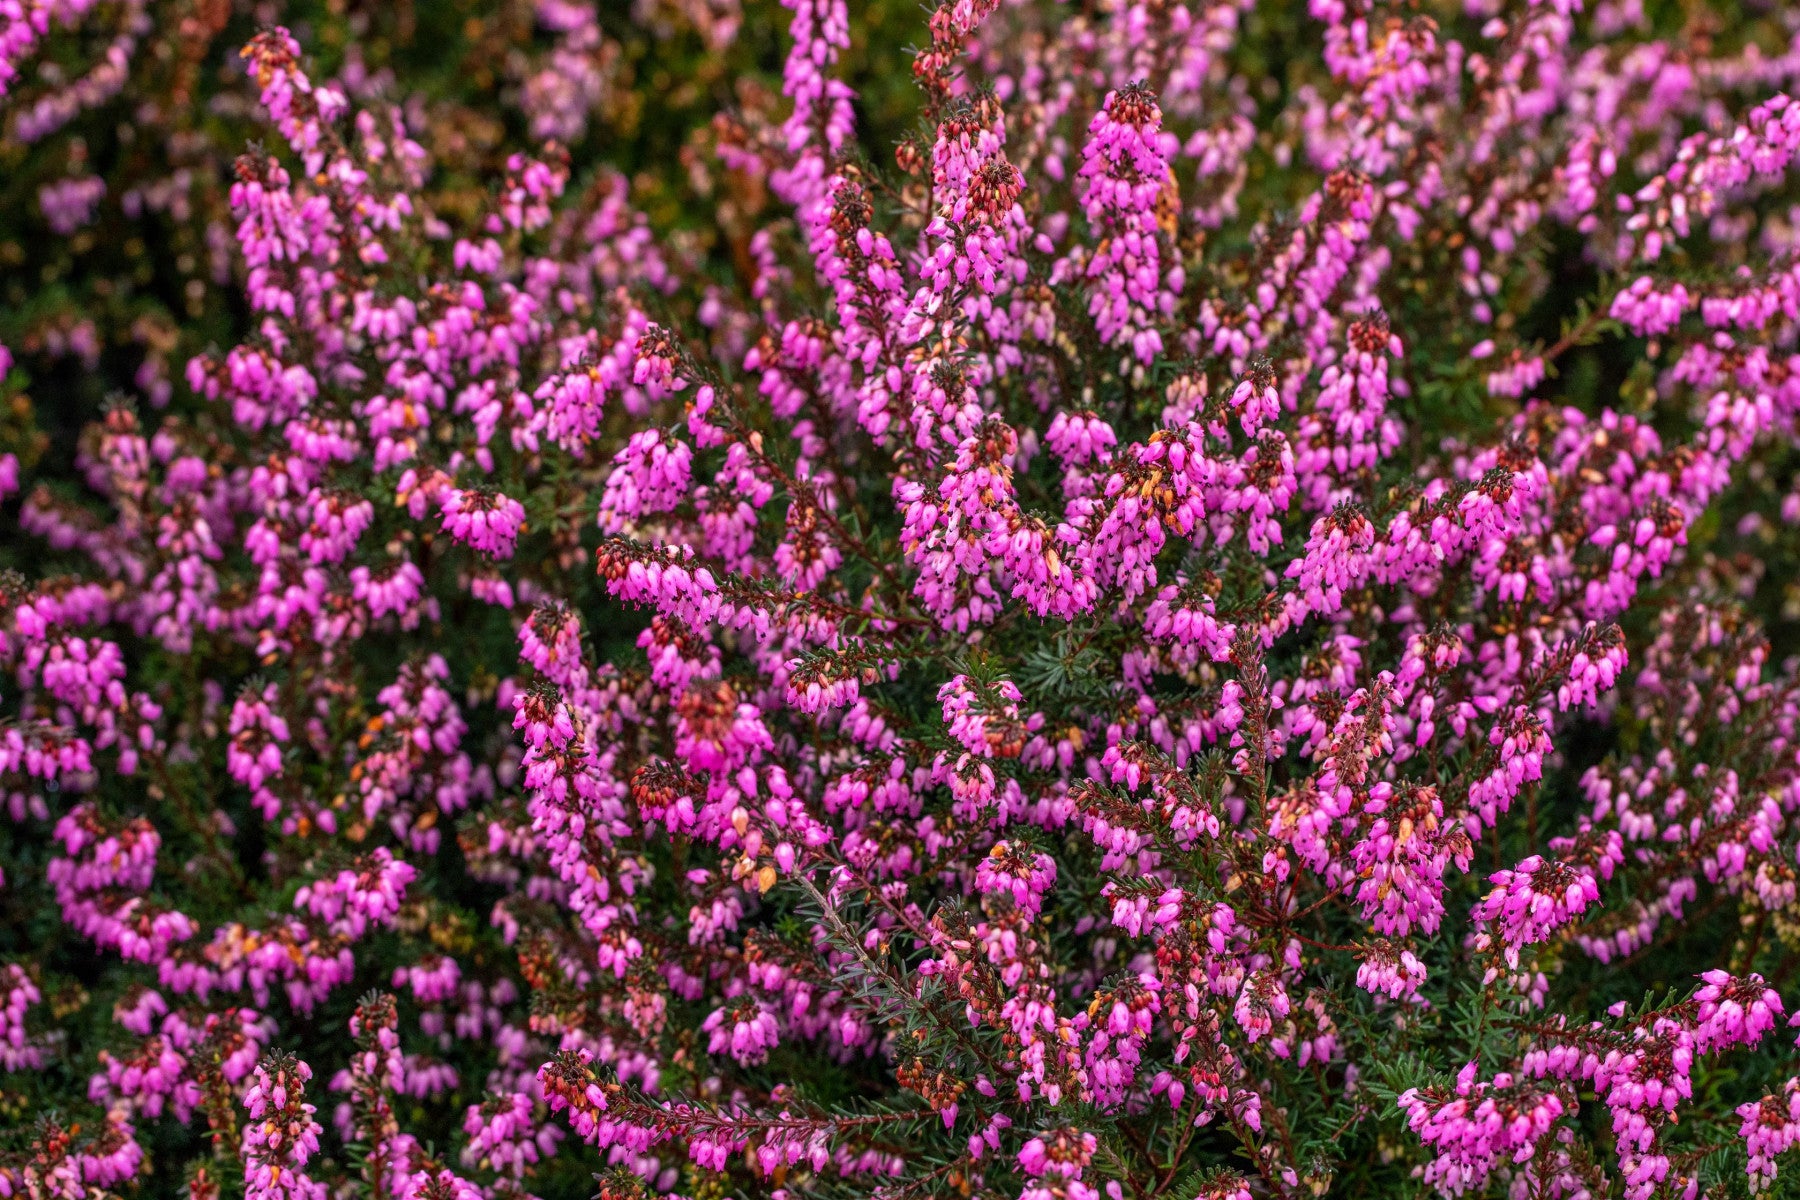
[10,0,1800,1199]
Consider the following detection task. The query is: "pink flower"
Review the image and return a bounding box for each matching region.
[439,487,527,558]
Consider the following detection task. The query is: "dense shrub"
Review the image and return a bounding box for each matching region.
[8,1,1800,1198]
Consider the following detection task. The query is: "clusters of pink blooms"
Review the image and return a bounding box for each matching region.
[2,0,105,100]
[242,1054,327,1200]
[12,0,1800,1198]
[1068,85,1182,364]
[1402,970,1788,1200]
[0,964,46,1072]
[38,174,103,234]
